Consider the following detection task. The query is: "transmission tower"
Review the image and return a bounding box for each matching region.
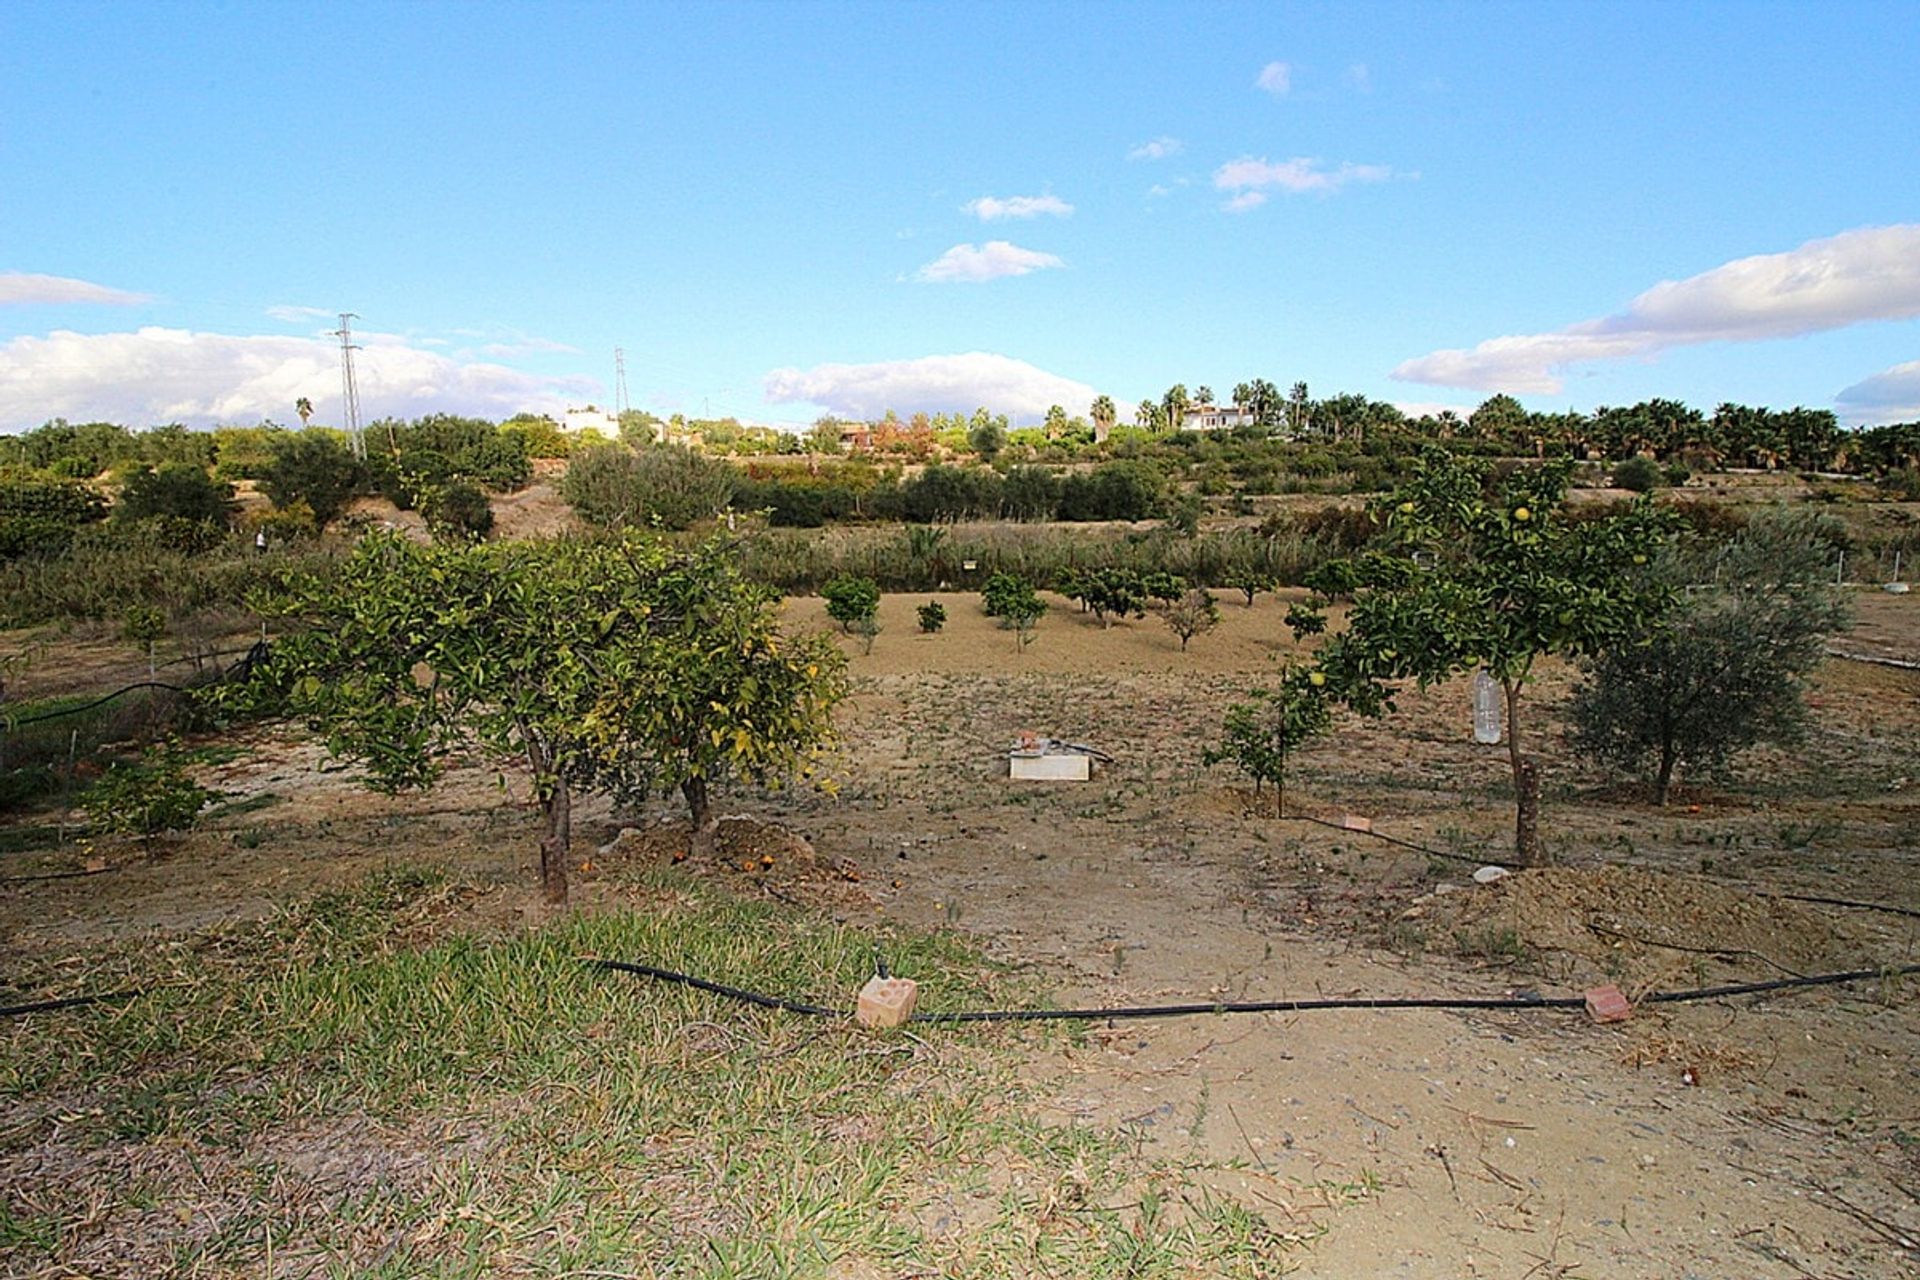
[333,313,365,460]
[613,347,630,421]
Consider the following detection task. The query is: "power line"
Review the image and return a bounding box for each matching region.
[614,347,630,421]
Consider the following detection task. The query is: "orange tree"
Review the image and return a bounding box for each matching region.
[247,531,845,902]
[1286,451,1674,865]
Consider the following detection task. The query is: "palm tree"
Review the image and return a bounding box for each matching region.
[1162,384,1190,433]
[295,397,313,428]
[1194,385,1215,408]
[1091,394,1116,441]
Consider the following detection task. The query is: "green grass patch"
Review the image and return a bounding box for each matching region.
[2,865,1316,1277]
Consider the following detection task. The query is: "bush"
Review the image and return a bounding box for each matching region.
[1611,456,1662,493]
[1057,460,1162,521]
[243,501,320,544]
[917,601,946,633]
[980,571,1032,620]
[900,465,1001,523]
[82,747,213,839]
[980,571,1047,647]
[420,479,495,541]
[115,462,238,530]
[562,444,736,530]
[821,574,880,633]
[260,431,365,527]
[999,466,1061,521]
[0,470,109,526]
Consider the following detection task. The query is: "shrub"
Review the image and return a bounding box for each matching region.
[980,571,1032,620]
[243,500,320,544]
[900,465,1001,523]
[1202,668,1331,816]
[562,444,736,530]
[82,748,213,840]
[260,431,365,527]
[917,601,946,633]
[1611,456,1662,493]
[821,575,881,633]
[420,478,495,541]
[999,466,1061,521]
[115,462,238,530]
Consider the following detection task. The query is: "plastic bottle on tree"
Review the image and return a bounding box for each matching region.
[1471,669,1502,744]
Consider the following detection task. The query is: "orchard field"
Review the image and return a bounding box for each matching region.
[4,567,1916,1277]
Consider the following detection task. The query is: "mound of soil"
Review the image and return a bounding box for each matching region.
[1431,865,1874,992]
[594,816,874,913]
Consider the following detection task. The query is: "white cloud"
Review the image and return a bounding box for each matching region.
[1256,61,1292,96]
[963,194,1074,221]
[1128,136,1183,161]
[1222,191,1269,214]
[1392,400,1477,420]
[1393,224,1920,394]
[913,241,1065,284]
[1214,156,1396,202]
[265,304,334,324]
[477,336,582,357]
[1147,184,1173,199]
[0,326,598,430]
[0,272,150,306]
[764,352,1103,423]
[1347,62,1373,92]
[1836,358,1920,424]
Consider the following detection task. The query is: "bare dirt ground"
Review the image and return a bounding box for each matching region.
[5,586,1918,1277]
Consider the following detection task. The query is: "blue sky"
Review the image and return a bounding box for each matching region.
[3,1,1918,432]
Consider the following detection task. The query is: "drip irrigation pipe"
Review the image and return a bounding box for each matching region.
[1280,813,1490,866]
[0,865,116,885]
[1759,890,1920,921]
[1281,817,1920,920]
[2,681,190,730]
[586,958,1920,1025]
[0,990,142,1020]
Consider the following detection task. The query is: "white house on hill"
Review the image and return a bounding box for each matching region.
[1186,404,1256,431]
[561,407,621,435]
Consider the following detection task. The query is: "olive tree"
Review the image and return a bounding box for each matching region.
[1288,451,1673,865]
[255,532,846,902]
[1569,509,1851,805]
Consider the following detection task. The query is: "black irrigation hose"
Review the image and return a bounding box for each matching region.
[0,866,116,885]
[1282,813,1492,866]
[0,990,142,1019]
[590,958,844,1017]
[586,958,1920,1025]
[2,681,190,730]
[1760,890,1920,922]
[1282,817,1920,920]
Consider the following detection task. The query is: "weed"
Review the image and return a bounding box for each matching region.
[1452,925,1531,966]
[1,865,1326,1277]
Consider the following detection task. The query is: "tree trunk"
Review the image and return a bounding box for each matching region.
[1503,677,1546,866]
[539,774,571,904]
[1655,748,1675,808]
[683,776,715,858]
[1512,757,1541,867]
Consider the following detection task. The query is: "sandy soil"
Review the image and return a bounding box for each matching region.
[5,587,1918,1277]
